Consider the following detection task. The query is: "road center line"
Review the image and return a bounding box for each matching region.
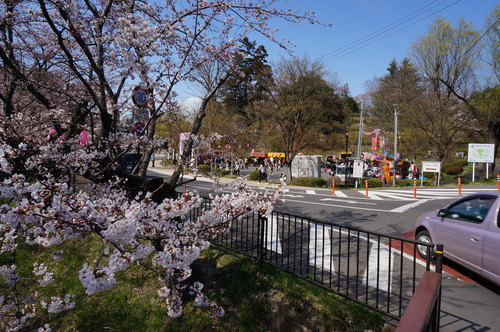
[390,199,430,212]
[283,198,399,212]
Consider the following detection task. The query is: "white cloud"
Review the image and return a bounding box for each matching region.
[181,97,202,112]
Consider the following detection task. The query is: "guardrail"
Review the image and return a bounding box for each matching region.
[189,198,439,322]
[396,244,443,331]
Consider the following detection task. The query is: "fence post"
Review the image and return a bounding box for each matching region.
[365,180,369,197]
[413,179,417,199]
[332,178,335,195]
[433,244,444,332]
[434,244,444,274]
[257,214,267,268]
[457,177,463,196]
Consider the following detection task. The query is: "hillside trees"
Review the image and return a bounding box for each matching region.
[368,16,498,170]
[0,0,327,329]
[367,58,425,159]
[411,15,499,173]
[190,38,273,155]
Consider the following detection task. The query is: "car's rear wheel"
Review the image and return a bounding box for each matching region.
[416,230,433,259]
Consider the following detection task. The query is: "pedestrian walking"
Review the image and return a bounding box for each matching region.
[259,163,268,184]
[409,162,417,179]
[280,173,287,183]
[382,162,390,185]
[151,154,155,167]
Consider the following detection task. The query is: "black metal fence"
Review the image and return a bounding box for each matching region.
[189,199,438,321]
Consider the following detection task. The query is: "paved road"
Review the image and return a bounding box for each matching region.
[147,165,500,331]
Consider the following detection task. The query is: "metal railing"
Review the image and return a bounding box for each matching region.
[396,244,443,331]
[189,198,439,322]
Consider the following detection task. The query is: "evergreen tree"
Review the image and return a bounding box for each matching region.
[219,37,273,119]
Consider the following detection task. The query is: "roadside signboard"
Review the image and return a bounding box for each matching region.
[467,143,494,163]
[421,161,441,186]
[467,143,495,181]
[421,161,441,173]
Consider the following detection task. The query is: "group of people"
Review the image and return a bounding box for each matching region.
[258,162,287,184]
[323,157,420,185]
[363,160,419,183]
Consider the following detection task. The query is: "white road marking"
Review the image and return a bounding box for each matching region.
[284,198,393,212]
[363,245,394,293]
[266,215,282,254]
[320,198,376,205]
[333,190,348,197]
[306,190,316,195]
[357,191,384,200]
[391,199,430,212]
[309,223,334,272]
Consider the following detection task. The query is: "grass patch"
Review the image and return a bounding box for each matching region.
[10,240,385,331]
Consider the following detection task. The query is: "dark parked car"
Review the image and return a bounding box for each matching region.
[414,192,500,286]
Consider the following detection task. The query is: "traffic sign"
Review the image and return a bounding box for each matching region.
[133,122,145,136]
[132,86,148,108]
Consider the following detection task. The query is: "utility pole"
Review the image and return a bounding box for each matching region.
[345,130,349,159]
[356,100,364,160]
[393,106,398,186]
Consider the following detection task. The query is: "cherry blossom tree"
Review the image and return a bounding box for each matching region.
[0,0,330,330]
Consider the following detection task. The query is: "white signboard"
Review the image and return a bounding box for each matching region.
[421,161,441,173]
[420,161,442,186]
[352,160,364,178]
[468,143,494,163]
[291,155,321,178]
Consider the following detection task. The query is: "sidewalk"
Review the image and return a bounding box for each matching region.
[147,161,499,191]
[147,162,290,187]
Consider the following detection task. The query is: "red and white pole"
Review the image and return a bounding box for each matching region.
[413,179,417,199]
[332,178,335,195]
[497,174,500,191]
[458,177,463,196]
[365,180,369,197]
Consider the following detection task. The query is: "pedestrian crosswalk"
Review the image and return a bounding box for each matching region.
[264,215,429,294]
[283,187,495,201]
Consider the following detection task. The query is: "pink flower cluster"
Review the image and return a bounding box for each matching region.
[0,133,285,330]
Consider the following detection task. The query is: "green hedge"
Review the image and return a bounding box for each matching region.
[398,179,415,187]
[216,169,230,176]
[442,159,468,175]
[290,177,326,187]
[249,169,260,181]
[197,164,211,174]
[454,159,469,167]
[444,165,463,175]
[361,177,384,188]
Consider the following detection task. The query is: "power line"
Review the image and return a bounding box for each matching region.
[382,15,500,112]
[320,0,463,63]
[321,0,450,59]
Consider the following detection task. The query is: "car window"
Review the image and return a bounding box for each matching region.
[445,197,496,223]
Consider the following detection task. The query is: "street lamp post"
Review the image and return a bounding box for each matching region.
[345,130,349,159]
[345,130,350,186]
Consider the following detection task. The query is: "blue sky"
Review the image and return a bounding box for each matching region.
[179,0,498,106]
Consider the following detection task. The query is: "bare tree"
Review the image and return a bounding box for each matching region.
[269,56,349,180]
